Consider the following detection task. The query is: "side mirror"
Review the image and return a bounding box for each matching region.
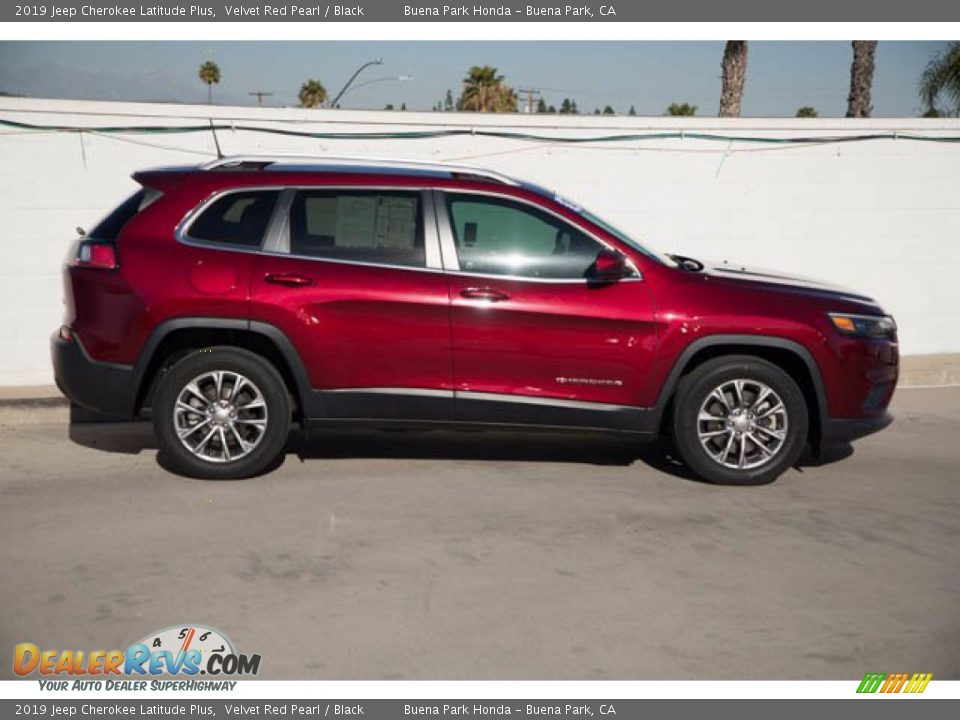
[588,249,631,284]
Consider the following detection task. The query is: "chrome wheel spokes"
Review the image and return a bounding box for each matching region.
[173,370,268,463]
[697,378,789,470]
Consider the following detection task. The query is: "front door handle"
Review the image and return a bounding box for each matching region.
[460,287,510,302]
[264,273,314,287]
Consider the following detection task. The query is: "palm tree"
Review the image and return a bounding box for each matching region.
[719,41,748,117]
[298,79,327,109]
[796,106,819,118]
[846,41,878,118]
[919,41,960,116]
[666,102,697,116]
[198,61,221,105]
[458,65,518,113]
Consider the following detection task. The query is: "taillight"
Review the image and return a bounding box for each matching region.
[70,240,118,270]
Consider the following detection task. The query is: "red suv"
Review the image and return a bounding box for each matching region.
[52,155,898,484]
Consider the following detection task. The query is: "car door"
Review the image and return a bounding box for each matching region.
[437,190,658,430]
[249,187,453,420]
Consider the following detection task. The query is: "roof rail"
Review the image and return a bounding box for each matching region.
[199,154,520,185]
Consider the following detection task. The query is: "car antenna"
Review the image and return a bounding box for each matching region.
[208,118,224,160]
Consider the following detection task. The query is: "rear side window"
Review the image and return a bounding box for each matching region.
[288,190,425,268]
[187,190,280,248]
[89,188,161,240]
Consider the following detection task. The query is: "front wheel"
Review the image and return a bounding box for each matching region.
[152,347,291,479]
[671,355,809,485]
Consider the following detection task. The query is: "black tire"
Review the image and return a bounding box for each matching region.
[671,355,808,485]
[152,347,291,480]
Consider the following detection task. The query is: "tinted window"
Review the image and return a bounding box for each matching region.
[289,190,425,268]
[446,194,604,279]
[188,190,280,248]
[90,189,155,240]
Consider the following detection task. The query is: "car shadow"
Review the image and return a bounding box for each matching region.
[289,428,641,467]
[68,419,854,483]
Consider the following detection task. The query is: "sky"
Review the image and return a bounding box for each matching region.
[0,41,948,117]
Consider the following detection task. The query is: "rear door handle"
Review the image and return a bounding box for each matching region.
[460,287,510,302]
[264,273,314,287]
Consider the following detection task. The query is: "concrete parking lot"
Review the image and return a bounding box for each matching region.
[1,387,958,680]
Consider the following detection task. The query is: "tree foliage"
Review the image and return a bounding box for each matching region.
[298,79,327,109]
[919,41,960,116]
[457,66,517,113]
[666,102,697,116]
[198,61,221,104]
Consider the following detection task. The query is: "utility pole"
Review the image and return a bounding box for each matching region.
[517,88,542,114]
[248,91,273,107]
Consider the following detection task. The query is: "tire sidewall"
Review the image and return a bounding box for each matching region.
[673,356,809,485]
[153,347,291,480]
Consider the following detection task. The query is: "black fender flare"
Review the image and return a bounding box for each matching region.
[651,334,829,441]
[131,317,323,417]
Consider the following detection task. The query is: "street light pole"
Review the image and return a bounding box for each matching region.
[330,58,384,108]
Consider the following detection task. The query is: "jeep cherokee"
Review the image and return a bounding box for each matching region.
[52,155,898,484]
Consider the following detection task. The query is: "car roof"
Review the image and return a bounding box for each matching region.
[198,154,522,186]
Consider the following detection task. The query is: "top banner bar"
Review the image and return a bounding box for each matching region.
[5,0,960,22]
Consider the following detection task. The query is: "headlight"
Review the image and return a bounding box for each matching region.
[828,313,896,339]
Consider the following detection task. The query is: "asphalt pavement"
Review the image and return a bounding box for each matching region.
[1,387,958,680]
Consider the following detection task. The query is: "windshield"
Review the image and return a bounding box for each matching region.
[521,183,678,268]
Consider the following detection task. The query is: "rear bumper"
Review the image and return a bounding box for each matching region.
[821,411,894,444]
[51,329,137,418]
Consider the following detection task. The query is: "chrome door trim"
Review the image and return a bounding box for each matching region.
[324,387,454,399]
[323,386,641,412]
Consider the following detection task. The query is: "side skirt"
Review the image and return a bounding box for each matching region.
[311,388,659,437]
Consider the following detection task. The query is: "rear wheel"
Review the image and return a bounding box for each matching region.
[671,355,808,485]
[153,347,291,479]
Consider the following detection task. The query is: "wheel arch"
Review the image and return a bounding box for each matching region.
[654,335,828,445]
[131,318,321,419]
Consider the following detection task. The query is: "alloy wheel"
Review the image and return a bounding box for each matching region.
[697,378,789,470]
[173,370,268,463]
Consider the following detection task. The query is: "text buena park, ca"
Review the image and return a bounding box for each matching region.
[405,706,618,716]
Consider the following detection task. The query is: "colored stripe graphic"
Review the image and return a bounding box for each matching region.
[857,672,932,694]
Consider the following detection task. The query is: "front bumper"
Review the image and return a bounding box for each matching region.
[51,329,137,418]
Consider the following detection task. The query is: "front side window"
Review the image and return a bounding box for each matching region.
[445,194,604,279]
[187,190,280,248]
[288,190,425,268]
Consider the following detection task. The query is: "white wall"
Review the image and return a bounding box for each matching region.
[2,97,959,386]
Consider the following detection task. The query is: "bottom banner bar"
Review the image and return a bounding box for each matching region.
[1,699,958,719]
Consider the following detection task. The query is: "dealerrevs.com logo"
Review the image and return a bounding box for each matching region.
[14,625,261,683]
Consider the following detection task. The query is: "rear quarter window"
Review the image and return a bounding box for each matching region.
[89,188,162,240]
[186,190,280,248]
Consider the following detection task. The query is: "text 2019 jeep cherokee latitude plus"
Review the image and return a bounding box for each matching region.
[52,155,898,484]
